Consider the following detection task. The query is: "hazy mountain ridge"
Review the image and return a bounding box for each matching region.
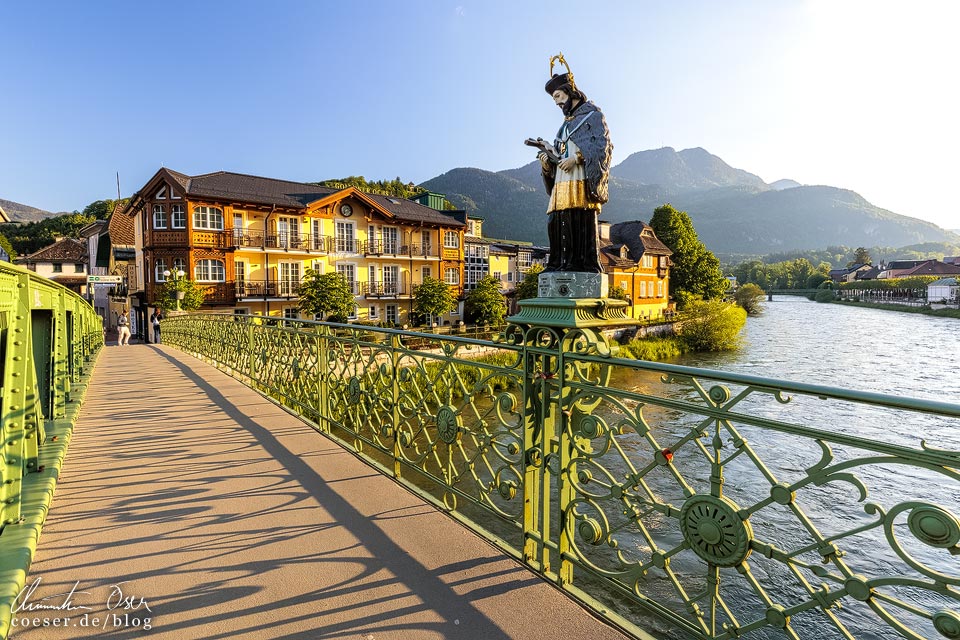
[0,198,65,222]
[422,147,960,255]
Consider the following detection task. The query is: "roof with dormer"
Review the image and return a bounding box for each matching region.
[608,221,673,258]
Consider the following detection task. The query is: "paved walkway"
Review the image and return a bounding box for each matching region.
[13,344,632,639]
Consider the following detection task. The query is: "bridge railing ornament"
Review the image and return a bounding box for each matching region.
[163,305,960,640]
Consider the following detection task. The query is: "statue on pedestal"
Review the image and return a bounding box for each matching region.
[525,53,613,274]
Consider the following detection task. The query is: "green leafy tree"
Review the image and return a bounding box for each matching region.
[608,284,630,301]
[649,204,727,305]
[0,231,15,259]
[298,269,355,322]
[806,272,831,289]
[678,300,746,351]
[464,276,507,326]
[514,264,544,301]
[414,276,457,325]
[82,199,122,219]
[155,278,206,311]
[850,247,872,266]
[734,283,766,316]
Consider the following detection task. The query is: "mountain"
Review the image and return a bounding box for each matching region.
[0,198,64,222]
[421,147,960,256]
[769,179,802,191]
[611,147,767,191]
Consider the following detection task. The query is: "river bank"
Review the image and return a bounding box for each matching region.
[827,297,960,318]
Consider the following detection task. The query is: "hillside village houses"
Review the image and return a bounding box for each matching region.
[16,167,676,331]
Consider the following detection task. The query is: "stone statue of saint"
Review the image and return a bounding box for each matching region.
[527,54,612,274]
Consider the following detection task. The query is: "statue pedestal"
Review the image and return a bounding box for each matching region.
[537,272,608,299]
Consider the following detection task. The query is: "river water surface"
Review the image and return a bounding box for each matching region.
[595,297,960,639]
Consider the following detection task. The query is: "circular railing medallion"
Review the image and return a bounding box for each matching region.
[437,406,461,444]
[680,495,753,567]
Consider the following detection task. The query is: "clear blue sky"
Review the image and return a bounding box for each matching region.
[1,1,957,230]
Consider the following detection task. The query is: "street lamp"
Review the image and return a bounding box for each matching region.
[163,269,186,310]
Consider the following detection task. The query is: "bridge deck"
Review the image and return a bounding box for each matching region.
[14,345,631,639]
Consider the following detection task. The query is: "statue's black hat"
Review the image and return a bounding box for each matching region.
[545,72,574,95]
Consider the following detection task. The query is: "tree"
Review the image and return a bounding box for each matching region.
[413,276,457,325]
[734,283,766,316]
[82,199,124,219]
[155,278,206,311]
[850,247,872,267]
[678,300,746,351]
[464,276,507,326]
[514,264,544,301]
[0,231,15,259]
[649,204,727,305]
[1,211,97,255]
[298,270,355,322]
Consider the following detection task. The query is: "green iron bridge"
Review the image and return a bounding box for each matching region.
[1,260,959,639]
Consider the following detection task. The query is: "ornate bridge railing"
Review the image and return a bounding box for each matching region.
[0,260,103,638]
[164,313,960,640]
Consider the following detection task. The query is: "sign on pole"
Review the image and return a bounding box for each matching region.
[87,275,123,284]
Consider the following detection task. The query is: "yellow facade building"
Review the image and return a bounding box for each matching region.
[124,169,466,325]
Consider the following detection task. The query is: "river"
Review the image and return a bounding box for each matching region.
[595,296,960,639]
[674,295,960,409]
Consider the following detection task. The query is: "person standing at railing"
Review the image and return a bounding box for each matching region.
[117,310,131,346]
[151,309,163,343]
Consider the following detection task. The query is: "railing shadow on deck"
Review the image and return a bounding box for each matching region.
[163,312,960,640]
[58,347,535,639]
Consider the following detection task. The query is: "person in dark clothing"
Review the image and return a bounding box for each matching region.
[151,310,162,343]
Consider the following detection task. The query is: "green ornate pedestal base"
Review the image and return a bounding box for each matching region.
[507,297,635,329]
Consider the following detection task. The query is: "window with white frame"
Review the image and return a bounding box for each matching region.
[153,204,167,229]
[493,271,501,280]
[172,257,186,274]
[444,231,459,249]
[383,265,399,294]
[336,220,355,252]
[283,307,299,320]
[444,268,459,285]
[195,259,225,282]
[507,272,513,282]
[382,227,398,254]
[368,305,378,319]
[657,281,664,297]
[337,263,357,294]
[155,259,167,281]
[171,204,186,229]
[348,304,358,320]
[193,206,224,230]
[640,281,648,298]
[385,305,397,325]
[279,262,301,296]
